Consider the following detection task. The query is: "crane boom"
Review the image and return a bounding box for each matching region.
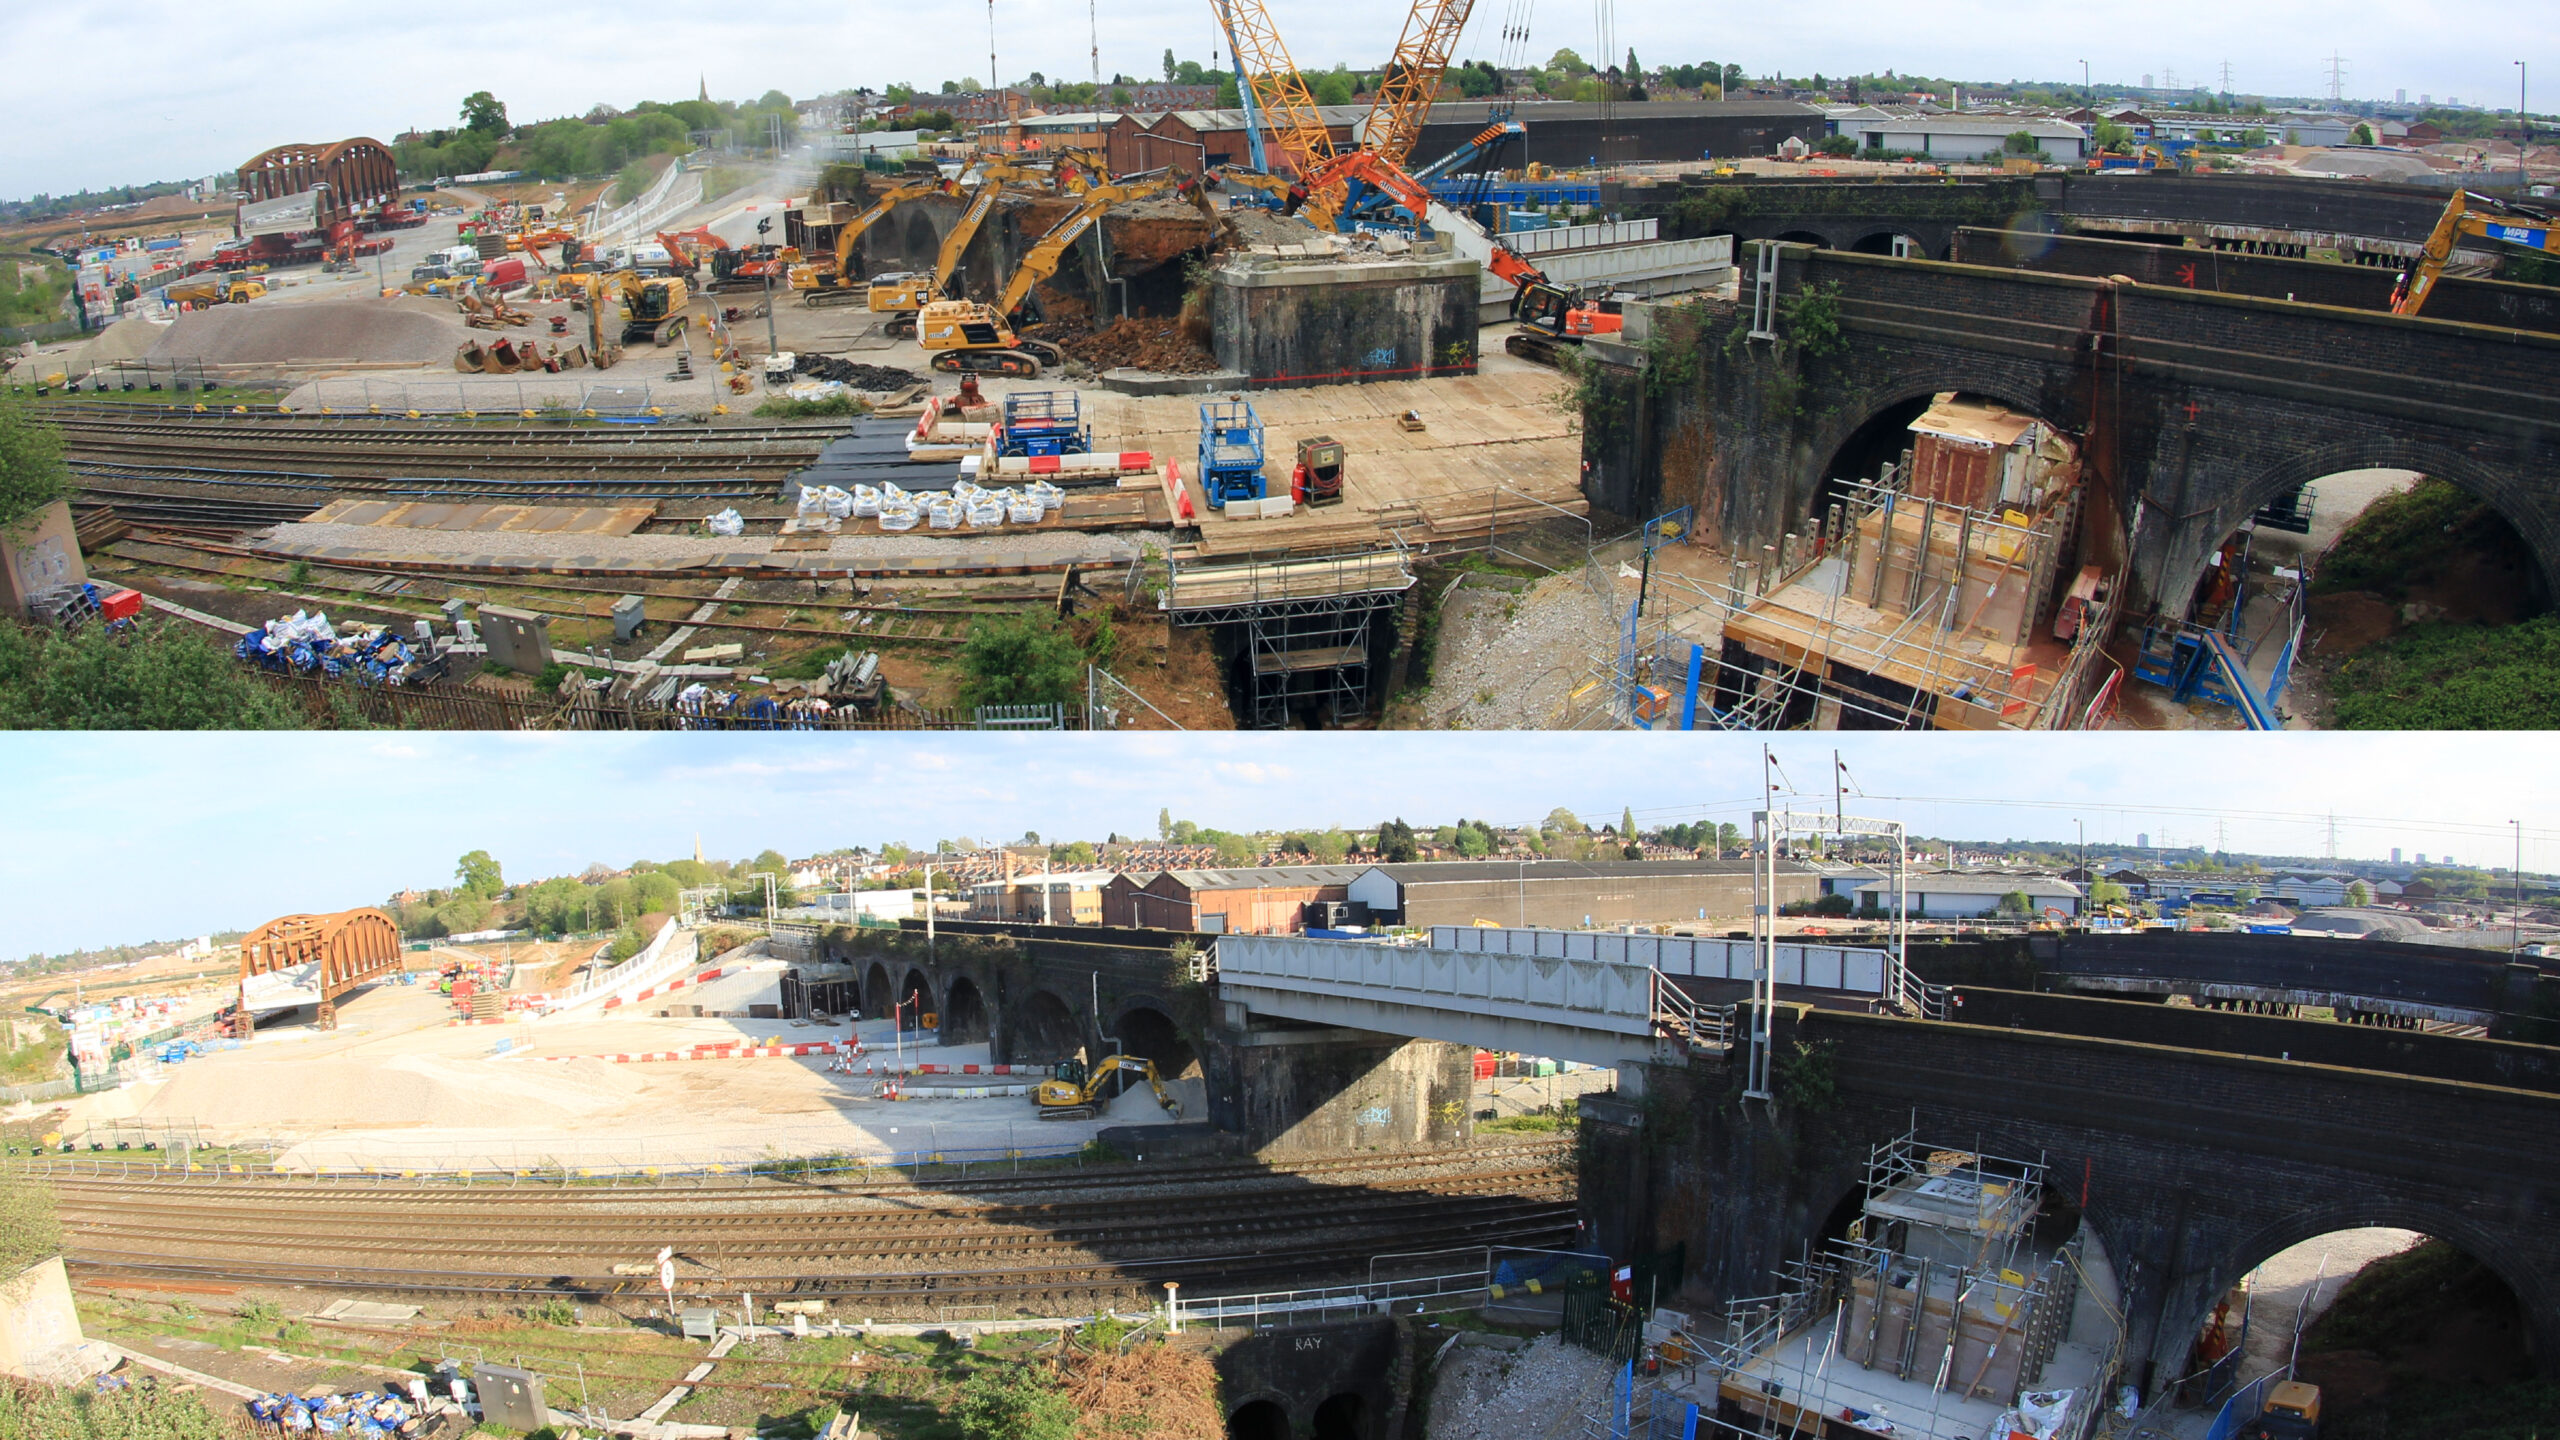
[1363,0,1478,173]
[1209,0,1336,185]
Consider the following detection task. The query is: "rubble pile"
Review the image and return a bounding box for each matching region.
[794,354,924,390]
[1038,317,1220,375]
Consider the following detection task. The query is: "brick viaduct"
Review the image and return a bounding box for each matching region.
[1630,171,2504,267]
[1579,932,2560,1392]
[823,919,2560,1394]
[1577,239,2560,612]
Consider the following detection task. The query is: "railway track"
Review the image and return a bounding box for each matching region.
[53,414,841,481]
[70,459,780,502]
[57,1144,1580,1309]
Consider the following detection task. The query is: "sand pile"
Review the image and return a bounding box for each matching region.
[1103,1076,1175,1121]
[147,298,467,366]
[8,315,166,380]
[136,1052,636,1136]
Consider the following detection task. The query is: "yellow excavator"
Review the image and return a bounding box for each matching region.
[2392,190,2557,317]
[1035,1054,1182,1121]
[791,179,944,304]
[916,173,1204,377]
[867,159,1058,336]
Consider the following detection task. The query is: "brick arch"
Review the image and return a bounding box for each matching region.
[2156,435,2560,608]
[2140,1194,2553,1380]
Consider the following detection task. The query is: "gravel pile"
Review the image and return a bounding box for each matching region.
[1427,1333,1621,1440]
[136,1052,636,1135]
[149,298,467,366]
[1413,570,1619,729]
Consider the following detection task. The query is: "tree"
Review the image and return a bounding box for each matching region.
[1718,823,1744,857]
[1050,840,1098,868]
[1376,819,1420,864]
[2350,121,2375,146]
[1157,808,1172,841]
[461,90,509,135]
[0,407,69,539]
[1311,828,1350,863]
[0,617,312,729]
[957,613,1086,709]
[1997,891,2033,916]
[1815,134,1859,157]
[1543,807,1584,834]
[2090,881,2131,907]
[1620,806,1637,841]
[455,850,504,898]
[1213,832,1256,864]
[1314,70,1355,106]
[2347,880,2373,906]
[1163,48,1178,83]
[1168,819,1201,844]
[2001,129,2042,155]
[950,1364,1077,1440]
[1548,48,1588,74]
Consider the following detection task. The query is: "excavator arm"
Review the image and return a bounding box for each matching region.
[829,180,942,279]
[2394,190,2557,316]
[927,179,1008,298]
[993,175,1183,318]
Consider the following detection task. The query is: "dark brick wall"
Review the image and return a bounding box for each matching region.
[1952,227,2560,335]
[1950,986,2560,1092]
[2047,172,2460,246]
[1586,241,2560,610]
[824,921,1196,1067]
[1579,1005,2560,1397]
[2044,930,2541,1014]
[1216,1316,1409,1438]
[1205,1028,1474,1155]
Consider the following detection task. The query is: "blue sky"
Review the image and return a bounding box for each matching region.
[7,2,2549,198]
[2,732,2551,958]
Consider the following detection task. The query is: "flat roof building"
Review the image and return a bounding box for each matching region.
[1855,873,2083,917]
[1350,858,1813,930]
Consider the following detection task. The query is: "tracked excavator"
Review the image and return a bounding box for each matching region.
[2391,190,2557,317]
[790,179,944,304]
[867,162,1056,337]
[914,172,1206,378]
[1034,1054,1182,1121]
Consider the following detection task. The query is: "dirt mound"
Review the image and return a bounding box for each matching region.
[794,354,923,389]
[147,298,464,366]
[2307,591,2399,655]
[1038,316,1219,375]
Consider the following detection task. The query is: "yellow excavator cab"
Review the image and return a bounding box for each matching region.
[1034,1054,1181,1120]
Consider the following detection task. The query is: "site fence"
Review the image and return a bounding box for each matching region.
[1172,1270,1489,1330]
[293,378,690,418]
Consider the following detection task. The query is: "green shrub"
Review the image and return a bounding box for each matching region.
[754,393,868,419]
[2328,618,2560,729]
[948,1363,1077,1440]
[957,612,1086,710]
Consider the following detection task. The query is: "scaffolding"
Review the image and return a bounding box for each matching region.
[1160,546,1415,728]
[1604,434,2124,732]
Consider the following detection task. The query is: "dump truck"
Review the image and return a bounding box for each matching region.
[1035,1055,1181,1120]
[165,274,265,306]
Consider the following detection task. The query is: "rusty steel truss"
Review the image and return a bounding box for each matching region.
[237,137,401,229]
[238,907,404,1029]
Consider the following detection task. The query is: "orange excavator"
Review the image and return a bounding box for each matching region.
[1290,147,1619,366]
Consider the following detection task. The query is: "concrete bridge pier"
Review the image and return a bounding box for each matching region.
[1204,1007,1476,1157]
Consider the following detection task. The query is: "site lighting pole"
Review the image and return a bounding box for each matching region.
[2515,820,2524,956]
[2520,63,2531,186]
[2082,60,2092,108]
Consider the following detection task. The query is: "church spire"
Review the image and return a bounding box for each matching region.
[698,74,709,104]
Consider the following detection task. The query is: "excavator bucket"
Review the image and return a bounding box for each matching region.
[455,342,488,373]
[487,337,523,373]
